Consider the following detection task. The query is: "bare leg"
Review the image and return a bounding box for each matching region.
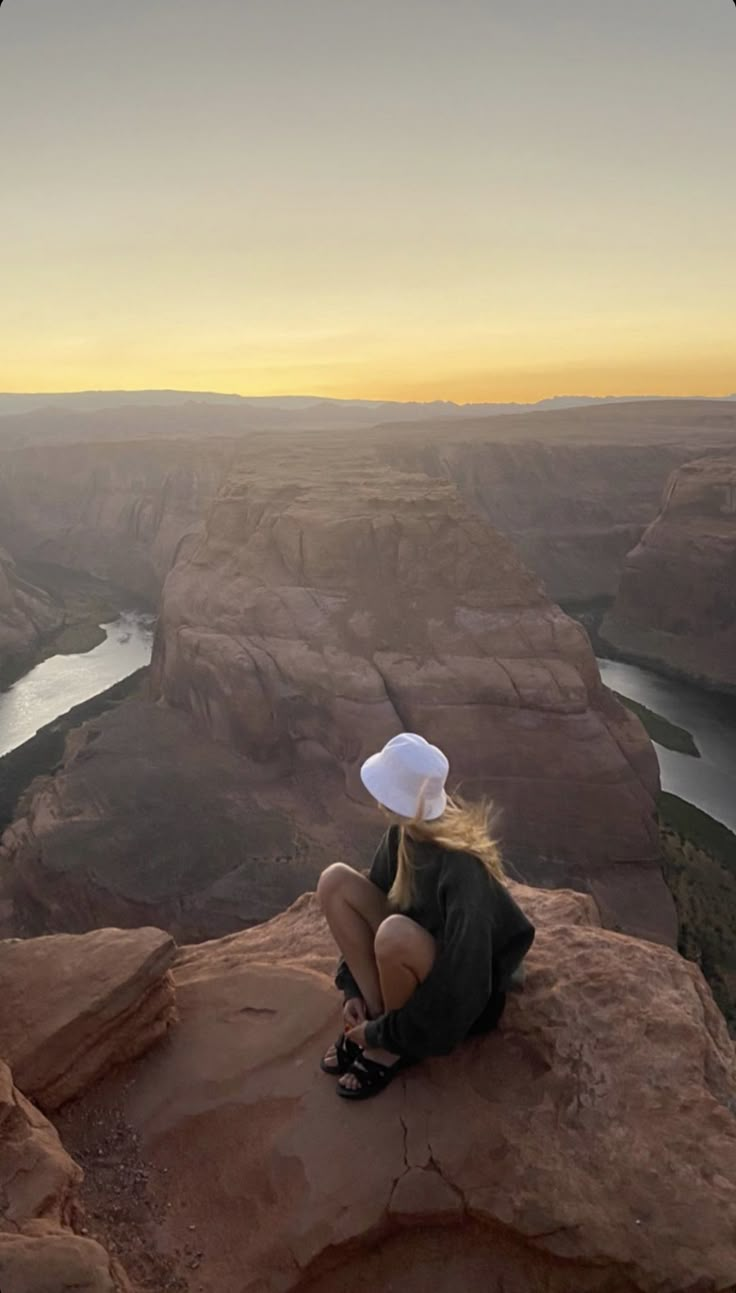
[376,914,436,1011]
[317,863,390,1020]
[338,914,436,1091]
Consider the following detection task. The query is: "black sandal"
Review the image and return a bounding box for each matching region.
[336,1052,411,1101]
[320,1033,362,1076]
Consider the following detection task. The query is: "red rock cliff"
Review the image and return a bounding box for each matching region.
[602,452,736,688]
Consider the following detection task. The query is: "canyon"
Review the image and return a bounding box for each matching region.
[1,395,736,1292]
[2,399,735,612]
[1,398,735,946]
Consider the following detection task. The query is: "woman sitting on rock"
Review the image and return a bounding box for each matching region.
[318,732,535,1101]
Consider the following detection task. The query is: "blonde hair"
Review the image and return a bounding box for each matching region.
[387,794,503,910]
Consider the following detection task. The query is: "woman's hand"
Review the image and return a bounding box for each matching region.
[343,996,366,1029]
[346,1021,368,1048]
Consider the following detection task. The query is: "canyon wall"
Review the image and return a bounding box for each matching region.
[0,439,238,600]
[1,398,733,606]
[380,398,736,600]
[0,546,62,677]
[602,453,736,689]
[0,698,342,942]
[385,439,691,601]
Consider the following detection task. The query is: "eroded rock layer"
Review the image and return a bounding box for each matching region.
[0,926,176,1110]
[602,452,736,688]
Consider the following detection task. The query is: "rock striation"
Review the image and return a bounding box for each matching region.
[65,888,736,1293]
[602,452,736,688]
[0,927,176,1109]
[0,546,62,677]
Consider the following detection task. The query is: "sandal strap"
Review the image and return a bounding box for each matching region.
[321,1033,361,1075]
[348,1053,398,1086]
[338,1034,361,1060]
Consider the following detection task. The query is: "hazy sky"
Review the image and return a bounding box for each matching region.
[1,0,734,401]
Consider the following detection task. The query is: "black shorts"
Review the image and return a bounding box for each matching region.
[467,990,507,1037]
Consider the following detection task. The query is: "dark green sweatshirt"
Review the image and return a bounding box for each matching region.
[335,826,535,1060]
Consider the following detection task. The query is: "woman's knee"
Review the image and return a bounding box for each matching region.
[316,862,354,910]
[374,914,425,959]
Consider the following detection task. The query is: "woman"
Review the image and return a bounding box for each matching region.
[317,732,535,1101]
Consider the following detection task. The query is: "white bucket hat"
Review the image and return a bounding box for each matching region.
[360,733,449,821]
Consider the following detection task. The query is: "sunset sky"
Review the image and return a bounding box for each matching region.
[1,0,734,402]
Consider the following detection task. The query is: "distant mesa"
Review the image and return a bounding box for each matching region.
[1,387,728,421]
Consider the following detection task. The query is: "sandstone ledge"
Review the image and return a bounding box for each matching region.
[0,926,176,1110]
[64,887,736,1293]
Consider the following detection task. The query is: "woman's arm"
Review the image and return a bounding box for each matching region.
[364,858,496,1057]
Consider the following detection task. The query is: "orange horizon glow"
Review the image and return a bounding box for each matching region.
[2,345,734,406]
[1,374,734,405]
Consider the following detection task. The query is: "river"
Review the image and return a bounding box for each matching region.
[0,611,155,758]
[598,657,736,833]
[1,616,732,833]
